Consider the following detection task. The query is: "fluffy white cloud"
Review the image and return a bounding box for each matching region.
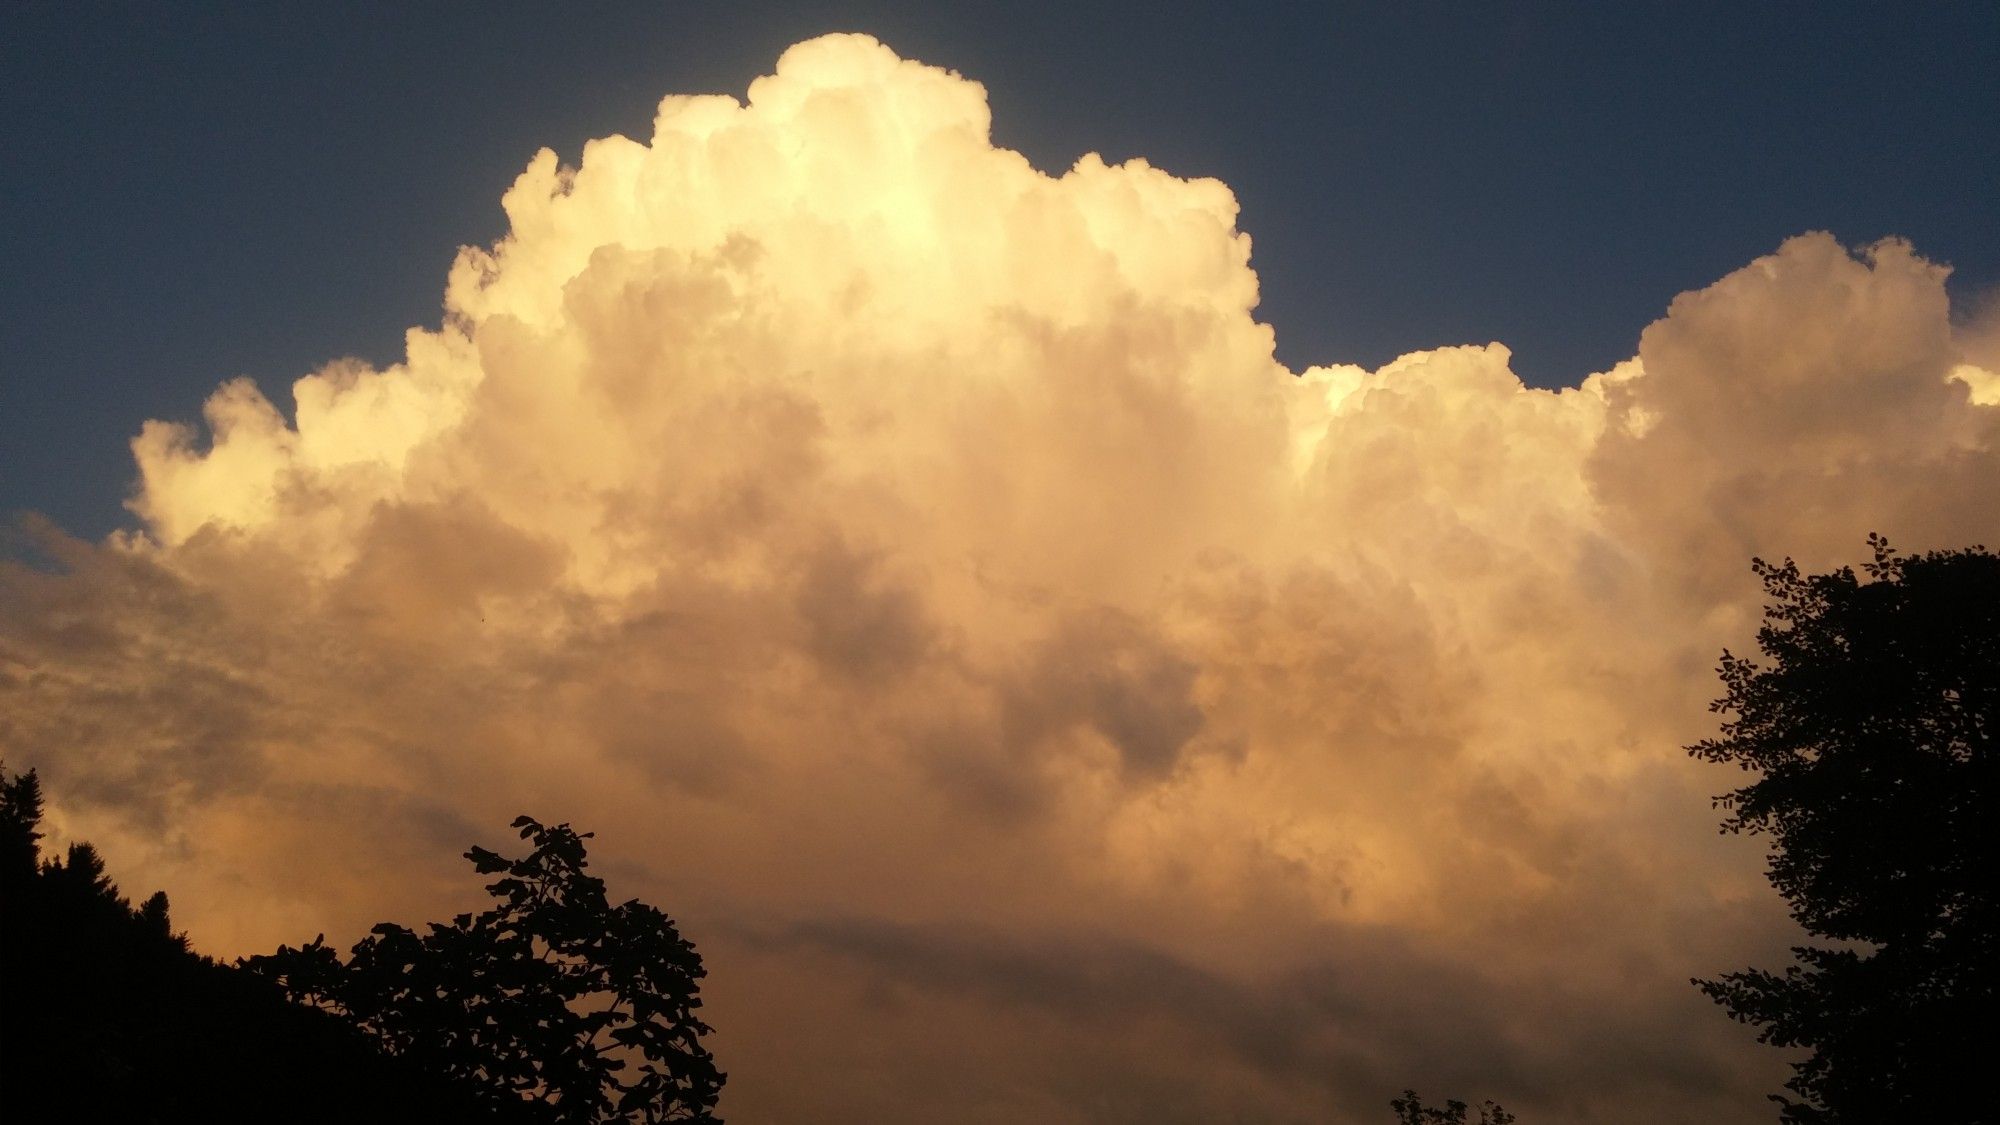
[4,33,1995,1123]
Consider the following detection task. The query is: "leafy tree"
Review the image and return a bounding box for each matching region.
[1690,536,1997,1122]
[1390,1089,1516,1125]
[247,815,724,1124]
[1,760,522,1123]
[0,764,43,890]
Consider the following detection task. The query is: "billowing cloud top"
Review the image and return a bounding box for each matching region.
[4,34,1997,1123]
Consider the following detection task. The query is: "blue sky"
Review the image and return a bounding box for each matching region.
[4,1,1995,538]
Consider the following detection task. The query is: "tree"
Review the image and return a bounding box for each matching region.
[246,815,724,1124]
[1,760,522,1124]
[1690,536,1997,1122]
[1389,1089,1516,1125]
[0,764,43,892]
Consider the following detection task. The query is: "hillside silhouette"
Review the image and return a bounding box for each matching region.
[0,761,536,1123]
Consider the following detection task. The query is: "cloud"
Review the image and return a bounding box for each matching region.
[3,32,1996,1122]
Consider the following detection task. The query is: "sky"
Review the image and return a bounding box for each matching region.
[2,5,1998,1123]
[5,2,1997,538]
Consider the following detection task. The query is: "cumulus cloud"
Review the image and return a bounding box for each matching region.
[3,33,1996,1123]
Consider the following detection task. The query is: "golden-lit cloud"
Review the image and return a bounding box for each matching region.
[3,34,1997,1123]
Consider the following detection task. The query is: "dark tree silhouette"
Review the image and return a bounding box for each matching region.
[0,760,529,1123]
[0,764,42,893]
[247,815,724,1124]
[1691,536,1998,1122]
[1390,1089,1516,1125]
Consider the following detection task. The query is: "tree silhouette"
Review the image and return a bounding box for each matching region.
[1,760,526,1123]
[1691,536,1997,1122]
[0,764,42,893]
[247,815,724,1124]
[1389,1089,1516,1125]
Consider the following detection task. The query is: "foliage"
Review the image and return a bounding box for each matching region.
[1390,1089,1516,1125]
[247,815,724,1124]
[1690,536,1998,1122]
[0,760,520,1123]
[0,763,44,889]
